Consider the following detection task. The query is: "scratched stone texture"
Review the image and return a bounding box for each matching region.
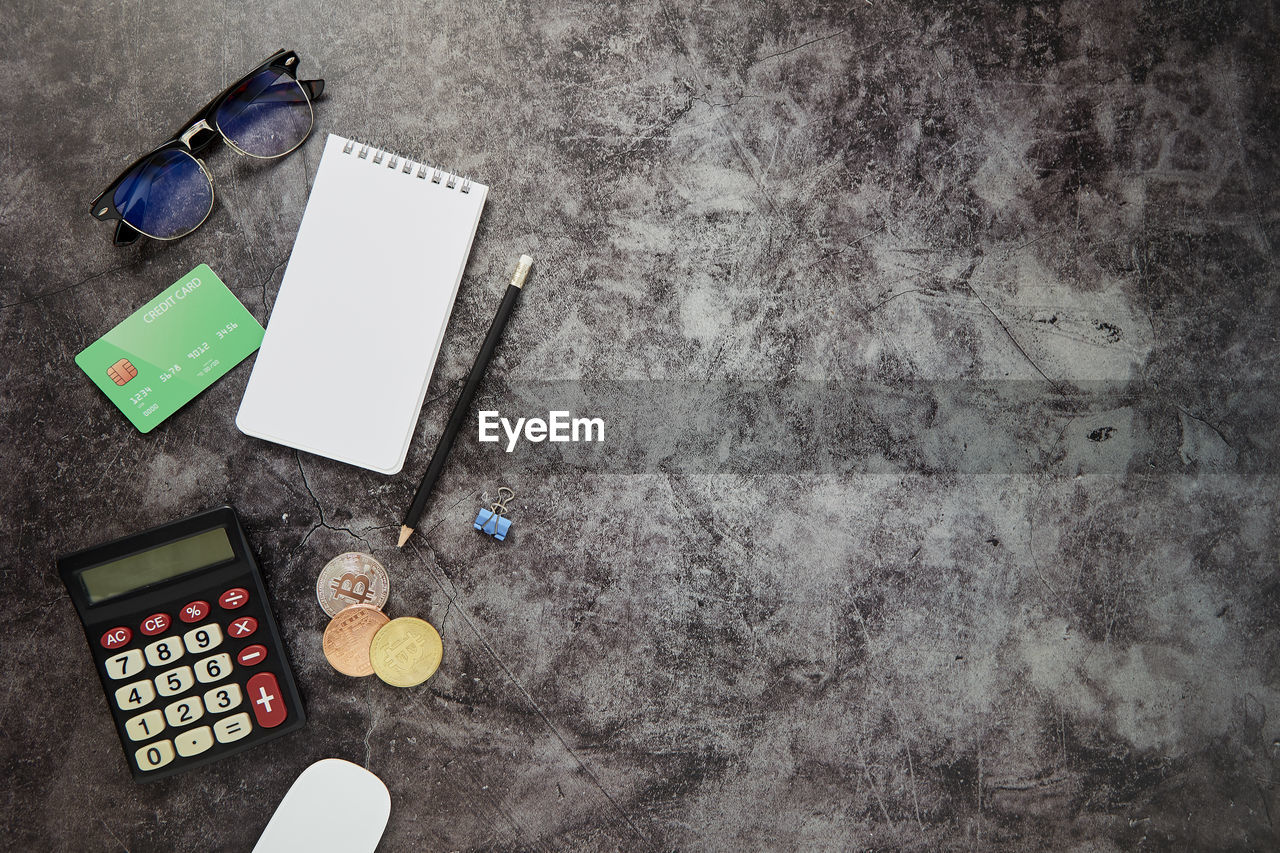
[1,0,1278,850]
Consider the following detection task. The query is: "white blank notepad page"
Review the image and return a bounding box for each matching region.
[237,133,487,474]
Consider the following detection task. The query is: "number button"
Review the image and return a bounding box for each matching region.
[163,696,205,728]
[114,679,156,711]
[155,665,195,697]
[174,725,214,758]
[203,683,243,714]
[194,652,232,684]
[135,740,175,771]
[140,613,171,636]
[104,649,144,680]
[144,636,184,667]
[183,623,223,654]
[228,616,258,639]
[124,710,165,742]
[100,626,132,649]
[179,600,210,623]
[213,712,252,744]
[218,587,249,610]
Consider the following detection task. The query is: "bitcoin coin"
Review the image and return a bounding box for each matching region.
[322,604,390,677]
[369,617,443,688]
[316,552,390,617]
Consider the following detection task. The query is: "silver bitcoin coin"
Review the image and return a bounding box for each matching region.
[316,552,390,617]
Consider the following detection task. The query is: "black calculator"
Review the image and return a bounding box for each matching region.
[58,506,306,782]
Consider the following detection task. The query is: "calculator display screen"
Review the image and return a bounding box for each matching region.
[79,528,236,604]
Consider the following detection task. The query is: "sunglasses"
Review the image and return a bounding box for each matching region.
[90,50,325,245]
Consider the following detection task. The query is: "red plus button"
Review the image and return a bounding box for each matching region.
[140,613,170,636]
[237,644,268,667]
[218,588,249,610]
[228,616,258,639]
[100,626,132,649]
[247,672,287,728]
[179,600,210,623]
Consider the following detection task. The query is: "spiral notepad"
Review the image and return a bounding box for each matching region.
[237,132,488,474]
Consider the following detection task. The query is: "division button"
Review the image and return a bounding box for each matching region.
[247,672,287,728]
[236,644,268,667]
[218,588,249,610]
[100,626,132,649]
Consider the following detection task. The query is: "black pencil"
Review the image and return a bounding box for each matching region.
[398,254,533,547]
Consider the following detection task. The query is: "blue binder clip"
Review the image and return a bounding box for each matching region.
[474,487,514,541]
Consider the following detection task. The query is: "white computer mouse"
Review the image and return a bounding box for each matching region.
[253,758,391,852]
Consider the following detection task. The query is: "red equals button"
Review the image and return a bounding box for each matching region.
[236,644,268,667]
[247,672,287,728]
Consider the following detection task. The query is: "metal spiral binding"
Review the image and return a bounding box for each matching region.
[341,137,472,193]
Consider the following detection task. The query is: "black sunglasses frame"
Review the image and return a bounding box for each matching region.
[89,49,325,246]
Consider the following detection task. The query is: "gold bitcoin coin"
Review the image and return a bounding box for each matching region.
[322,604,390,677]
[369,617,443,687]
[316,552,390,617]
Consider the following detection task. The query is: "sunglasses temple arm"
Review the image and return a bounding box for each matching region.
[113,220,143,246]
[300,79,325,101]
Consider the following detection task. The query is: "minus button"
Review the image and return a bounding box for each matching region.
[236,644,268,666]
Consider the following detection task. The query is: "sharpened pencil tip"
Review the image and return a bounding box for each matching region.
[397,526,414,547]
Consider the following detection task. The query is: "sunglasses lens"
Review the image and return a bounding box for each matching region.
[214,69,313,158]
[112,149,213,240]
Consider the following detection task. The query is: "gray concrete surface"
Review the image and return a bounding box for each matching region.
[2,0,1278,850]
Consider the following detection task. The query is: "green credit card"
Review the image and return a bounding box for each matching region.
[75,264,264,433]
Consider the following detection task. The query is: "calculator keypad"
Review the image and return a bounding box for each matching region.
[93,582,295,776]
[144,636,184,667]
[115,679,156,711]
[104,649,144,680]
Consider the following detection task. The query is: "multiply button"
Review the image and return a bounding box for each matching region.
[247,672,287,728]
[140,613,171,636]
[100,626,132,649]
[218,588,249,610]
[228,616,258,639]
